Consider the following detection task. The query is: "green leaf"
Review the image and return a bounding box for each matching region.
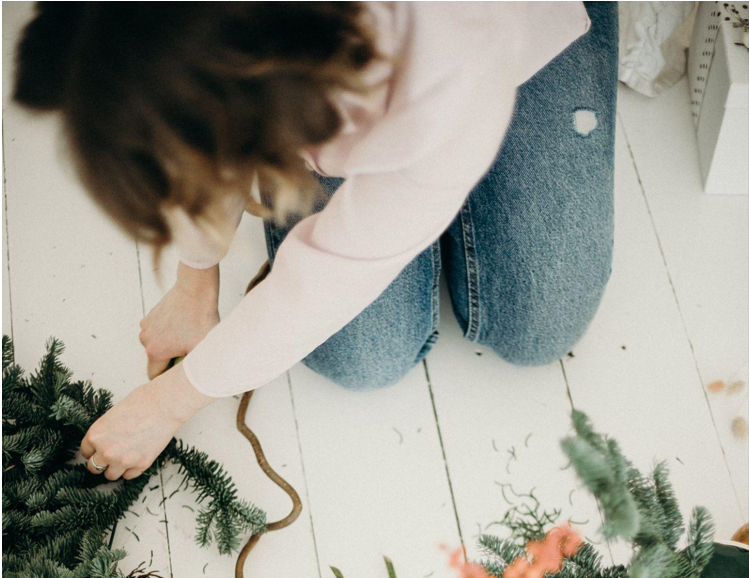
[383,556,397,578]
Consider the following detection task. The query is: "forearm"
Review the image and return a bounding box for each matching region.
[176,261,220,300]
[152,362,217,423]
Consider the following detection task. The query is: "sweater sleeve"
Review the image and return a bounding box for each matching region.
[181,70,518,396]
[167,191,247,270]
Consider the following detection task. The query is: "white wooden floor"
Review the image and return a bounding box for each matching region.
[3,4,748,578]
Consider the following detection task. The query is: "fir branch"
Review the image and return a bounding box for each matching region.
[3,334,15,368]
[600,566,630,578]
[195,505,219,549]
[50,395,97,432]
[3,336,267,576]
[652,461,684,549]
[629,542,679,578]
[561,412,640,540]
[677,506,715,578]
[3,425,47,457]
[164,440,266,553]
[478,534,524,568]
[20,429,65,474]
[627,465,662,546]
[563,541,605,574]
[478,411,717,578]
[34,530,85,569]
[480,560,504,578]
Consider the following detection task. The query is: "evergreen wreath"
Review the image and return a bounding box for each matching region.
[2,335,267,578]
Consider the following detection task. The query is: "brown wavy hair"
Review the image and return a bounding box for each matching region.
[14,2,377,251]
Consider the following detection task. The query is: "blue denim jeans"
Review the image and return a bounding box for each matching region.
[264,2,618,391]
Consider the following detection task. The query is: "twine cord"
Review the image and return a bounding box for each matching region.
[234,259,301,578]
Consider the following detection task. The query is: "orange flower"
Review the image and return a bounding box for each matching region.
[503,556,542,578]
[527,536,564,573]
[442,545,493,578]
[557,525,584,557]
[502,524,583,578]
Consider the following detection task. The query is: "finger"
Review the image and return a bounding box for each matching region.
[139,318,146,330]
[80,436,95,459]
[104,465,126,482]
[147,357,171,380]
[138,329,147,346]
[86,454,108,475]
[123,468,144,480]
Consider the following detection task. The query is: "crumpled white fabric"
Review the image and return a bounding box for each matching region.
[619,2,696,97]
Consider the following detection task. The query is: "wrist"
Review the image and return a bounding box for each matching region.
[176,262,219,300]
[151,362,216,424]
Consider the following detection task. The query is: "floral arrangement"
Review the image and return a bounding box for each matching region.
[478,410,715,578]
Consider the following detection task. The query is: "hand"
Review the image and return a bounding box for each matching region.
[139,262,220,380]
[80,363,214,480]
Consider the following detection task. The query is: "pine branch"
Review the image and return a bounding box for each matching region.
[478,411,717,578]
[3,336,267,576]
[164,440,266,554]
[565,541,605,574]
[652,461,684,549]
[677,506,715,578]
[629,542,679,578]
[627,465,662,546]
[3,335,14,368]
[561,436,639,539]
[477,534,524,571]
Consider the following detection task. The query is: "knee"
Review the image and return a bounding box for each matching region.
[303,351,415,392]
[453,246,612,368]
[468,273,610,367]
[483,331,575,367]
[475,291,605,367]
[302,247,439,391]
[303,334,427,392]
[306,362,409,391]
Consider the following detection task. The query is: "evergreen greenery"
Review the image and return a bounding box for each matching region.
[2,336,266,578]
[479,410,715,578]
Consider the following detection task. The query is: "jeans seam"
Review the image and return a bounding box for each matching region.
[460,200,481,341]
[413,241,442,364]
[430,242,441,334]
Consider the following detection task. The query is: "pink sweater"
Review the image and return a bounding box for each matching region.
[171,2,591,397]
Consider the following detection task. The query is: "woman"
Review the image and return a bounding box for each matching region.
[14,2,617,481]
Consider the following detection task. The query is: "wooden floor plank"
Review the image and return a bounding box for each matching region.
[561,114,744,565]
[287,361,460,578]
[617,80,749,520]
[137,217,321,578]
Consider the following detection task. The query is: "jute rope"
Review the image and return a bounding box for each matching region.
[234,260,302,578]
